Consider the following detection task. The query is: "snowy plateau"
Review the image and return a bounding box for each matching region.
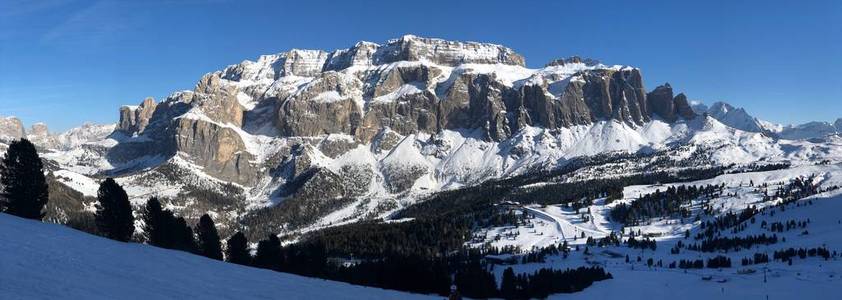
[2,35,842,299]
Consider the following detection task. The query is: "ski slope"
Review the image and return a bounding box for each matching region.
[0,214,434,300]
[475,166,842,299]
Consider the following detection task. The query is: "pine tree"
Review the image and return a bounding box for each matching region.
[500,267,517,299]
[173,216,198,254]
[95,178,134,242]
[0,139,48,220]
[196,214,223,260]
[225,231,251,265]
[141,197,198,253]
[142,197,168,247]
[254,234,282,270]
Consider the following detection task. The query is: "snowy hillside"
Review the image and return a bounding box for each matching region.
[468,163,842,299]
[0,213,433,299]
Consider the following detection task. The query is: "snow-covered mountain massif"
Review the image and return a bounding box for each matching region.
[4,35,842,298]
[0,35,839,237]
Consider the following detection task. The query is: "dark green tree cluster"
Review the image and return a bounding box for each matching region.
[225,231,251,265]
[687,234,777,253]
[0,139,48,220]
[253,234,282,270]
[740,253,770,266]
[499,266,612,299]
[610,184,723,225]
[695,206,758,240]
[706,255,732,268]
[773,247,833,262]
[626,235,657,251]
[141,197,198,254]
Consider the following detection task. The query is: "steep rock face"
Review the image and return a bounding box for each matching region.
[0,117,25,140]
[323,42,379,71]
[118,97,158,135]
[647,84,677,122]
[646,84,697,122]
[514,77,592,131]
[673,93,697,120]
[835,119,842,131]
[193,74,244,126]
[579,69,650,126]
[106,35,715,207]
[277,72,363,137]
[438,72,514,140]
[173,117,256,184]
[373,35,525,66]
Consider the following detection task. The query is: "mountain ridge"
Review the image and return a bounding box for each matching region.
[3,35,842,239]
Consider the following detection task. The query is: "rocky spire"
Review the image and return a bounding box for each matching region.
[118,97,158,135]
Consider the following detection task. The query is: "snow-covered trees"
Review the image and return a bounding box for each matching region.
[95,178,134,242]
[0,139,48,220]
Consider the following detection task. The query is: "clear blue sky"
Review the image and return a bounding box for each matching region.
[1,0,840,131]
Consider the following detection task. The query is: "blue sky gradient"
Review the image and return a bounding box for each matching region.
[1,0,840,131]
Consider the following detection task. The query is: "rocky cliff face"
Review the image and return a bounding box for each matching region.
[118,97,158,135]
[107,36,707,185]
[94,35,716,232]
[0,117,25,141]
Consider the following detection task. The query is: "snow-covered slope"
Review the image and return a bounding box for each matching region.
[473,165,842,299]
[0,213,433,299]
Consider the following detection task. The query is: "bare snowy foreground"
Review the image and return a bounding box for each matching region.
[0,214,433,300]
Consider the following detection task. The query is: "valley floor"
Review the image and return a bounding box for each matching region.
[0,214,434,300]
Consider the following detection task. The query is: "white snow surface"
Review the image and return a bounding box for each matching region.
[0,213,434,300]
[475,168,842,299]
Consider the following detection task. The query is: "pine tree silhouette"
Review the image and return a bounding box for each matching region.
[142,197,168,247]
[196,214,223,260]
[225,231,251,265]
[95,178,134,242]
[173,216,199,254]
[0,139,48,220]
[254,234,282,270]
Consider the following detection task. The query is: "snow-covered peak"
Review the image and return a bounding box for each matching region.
[693,101,766,133]
[55,123,117,150]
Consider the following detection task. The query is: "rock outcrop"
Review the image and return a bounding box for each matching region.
[647,83,697,122]
[118,97,158,135]
[0,116,25,140]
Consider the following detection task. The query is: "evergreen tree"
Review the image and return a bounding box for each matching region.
[142,197,167,247]
[226,231,251,265]
[196,214,223,260]
[500,267,517,299]
[254,234,282,270]
[95,178,134,242]
[173,216,199,254]
[0,139,48,219]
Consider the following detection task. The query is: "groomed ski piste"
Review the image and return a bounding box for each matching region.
[471,164,842,299]
[0,214,434,300]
